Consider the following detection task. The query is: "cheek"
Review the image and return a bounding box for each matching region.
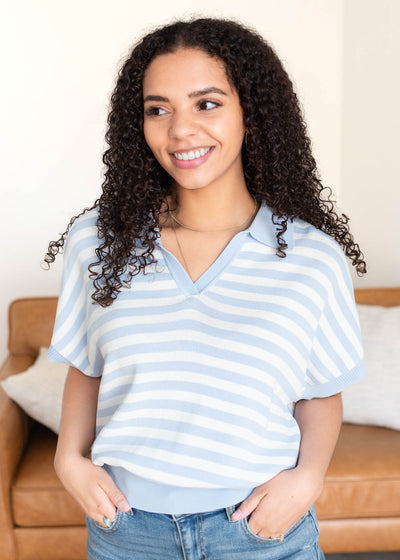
[226,121,245,153]
[234,114,246,138]
[143,125,171,171]
[221,110,245,145]
[143,123,171,167]
[143,120,166,148]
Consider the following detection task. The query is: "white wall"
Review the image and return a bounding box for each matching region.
[1,0,345,363]
[342,0,400,287]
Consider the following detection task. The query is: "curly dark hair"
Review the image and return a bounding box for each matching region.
[44,17,366,306]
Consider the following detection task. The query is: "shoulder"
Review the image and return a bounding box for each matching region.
[292,218,347,263]
[64,207,100,262]
[291,218,353,292]
[67,207,99,238]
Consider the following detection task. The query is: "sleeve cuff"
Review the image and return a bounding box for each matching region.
[300,360,366,400]
[47,346,101,378]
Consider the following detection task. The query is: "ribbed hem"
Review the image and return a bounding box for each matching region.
[47,345,99,377]
[104,465,255,515]
[47,345,72,367]
[301,360,366,400]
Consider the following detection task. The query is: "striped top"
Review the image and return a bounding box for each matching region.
[48,201,365,514]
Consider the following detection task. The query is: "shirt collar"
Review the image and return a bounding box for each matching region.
[247,201,294,250]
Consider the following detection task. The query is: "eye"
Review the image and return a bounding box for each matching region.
[144,106,168,117]
[197,99,221,111]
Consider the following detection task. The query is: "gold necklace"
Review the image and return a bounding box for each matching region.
[169,199,259,280]
[168,198,259,233]
[171,220,191,278]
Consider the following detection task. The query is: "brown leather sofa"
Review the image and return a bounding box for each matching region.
[1,288,400,559]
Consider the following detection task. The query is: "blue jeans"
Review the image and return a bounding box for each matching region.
[86,502,325,559]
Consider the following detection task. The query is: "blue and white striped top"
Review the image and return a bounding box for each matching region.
[48,201,365,514]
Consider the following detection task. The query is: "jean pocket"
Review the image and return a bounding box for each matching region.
[308,504,320,537]
[92,508,127,533]
[240,509,311,544]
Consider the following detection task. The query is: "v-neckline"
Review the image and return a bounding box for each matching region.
[156,230,248,296]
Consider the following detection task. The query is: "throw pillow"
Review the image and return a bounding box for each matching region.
[342,304,400,430]
[1,347,68,433]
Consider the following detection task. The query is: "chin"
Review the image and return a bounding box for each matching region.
[168,174,214,191]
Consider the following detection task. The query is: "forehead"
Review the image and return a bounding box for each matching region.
[142,48,233,95]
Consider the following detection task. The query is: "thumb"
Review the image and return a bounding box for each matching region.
[231,486,267,521]
[99,471,131,512]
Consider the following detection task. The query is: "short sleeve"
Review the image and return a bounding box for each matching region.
[300,244,366,400]
[47,209,101,377]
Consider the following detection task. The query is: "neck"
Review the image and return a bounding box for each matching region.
[167,181,256,232]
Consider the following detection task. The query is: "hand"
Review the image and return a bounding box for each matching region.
[55,454,131,526]
[231,467,324,539]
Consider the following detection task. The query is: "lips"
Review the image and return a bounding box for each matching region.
[170,146,214,169]
[172,147,212,161]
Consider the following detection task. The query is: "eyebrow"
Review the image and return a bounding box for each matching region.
[143,87,227,103]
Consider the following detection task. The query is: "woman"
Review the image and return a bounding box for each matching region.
[45,18,366,560]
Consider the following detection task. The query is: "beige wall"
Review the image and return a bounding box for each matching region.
[341,0,400,287]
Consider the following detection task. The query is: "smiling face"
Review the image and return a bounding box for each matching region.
[142,48,246,193]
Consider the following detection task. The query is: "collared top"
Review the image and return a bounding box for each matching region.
[246,201,294,249]
[48,201,365,514]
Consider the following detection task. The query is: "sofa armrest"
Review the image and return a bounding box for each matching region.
[0,354,35,559]
[0,355,36,477]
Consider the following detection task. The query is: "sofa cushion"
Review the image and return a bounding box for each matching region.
[12,424,85,527]
[14,526,87,560]
[318,518,400,554]
[12,422,400,528]
[342,304,400,430]
[1,347,68,434]
[316,423,400,519]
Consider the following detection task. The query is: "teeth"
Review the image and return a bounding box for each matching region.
[173,147,211,161]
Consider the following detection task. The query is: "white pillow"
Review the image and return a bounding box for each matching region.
[1,347,68,434]
[342,304,400,430]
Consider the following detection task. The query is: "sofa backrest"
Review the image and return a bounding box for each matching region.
[8,298,57,357]
[354,287,400,307]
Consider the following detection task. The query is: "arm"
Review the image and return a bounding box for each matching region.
[54,367,130,525]
[293,392,343,487]
[55,366,100,459]
[230,393,343,538]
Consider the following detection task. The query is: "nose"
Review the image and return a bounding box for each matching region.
[168,110,198,139]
